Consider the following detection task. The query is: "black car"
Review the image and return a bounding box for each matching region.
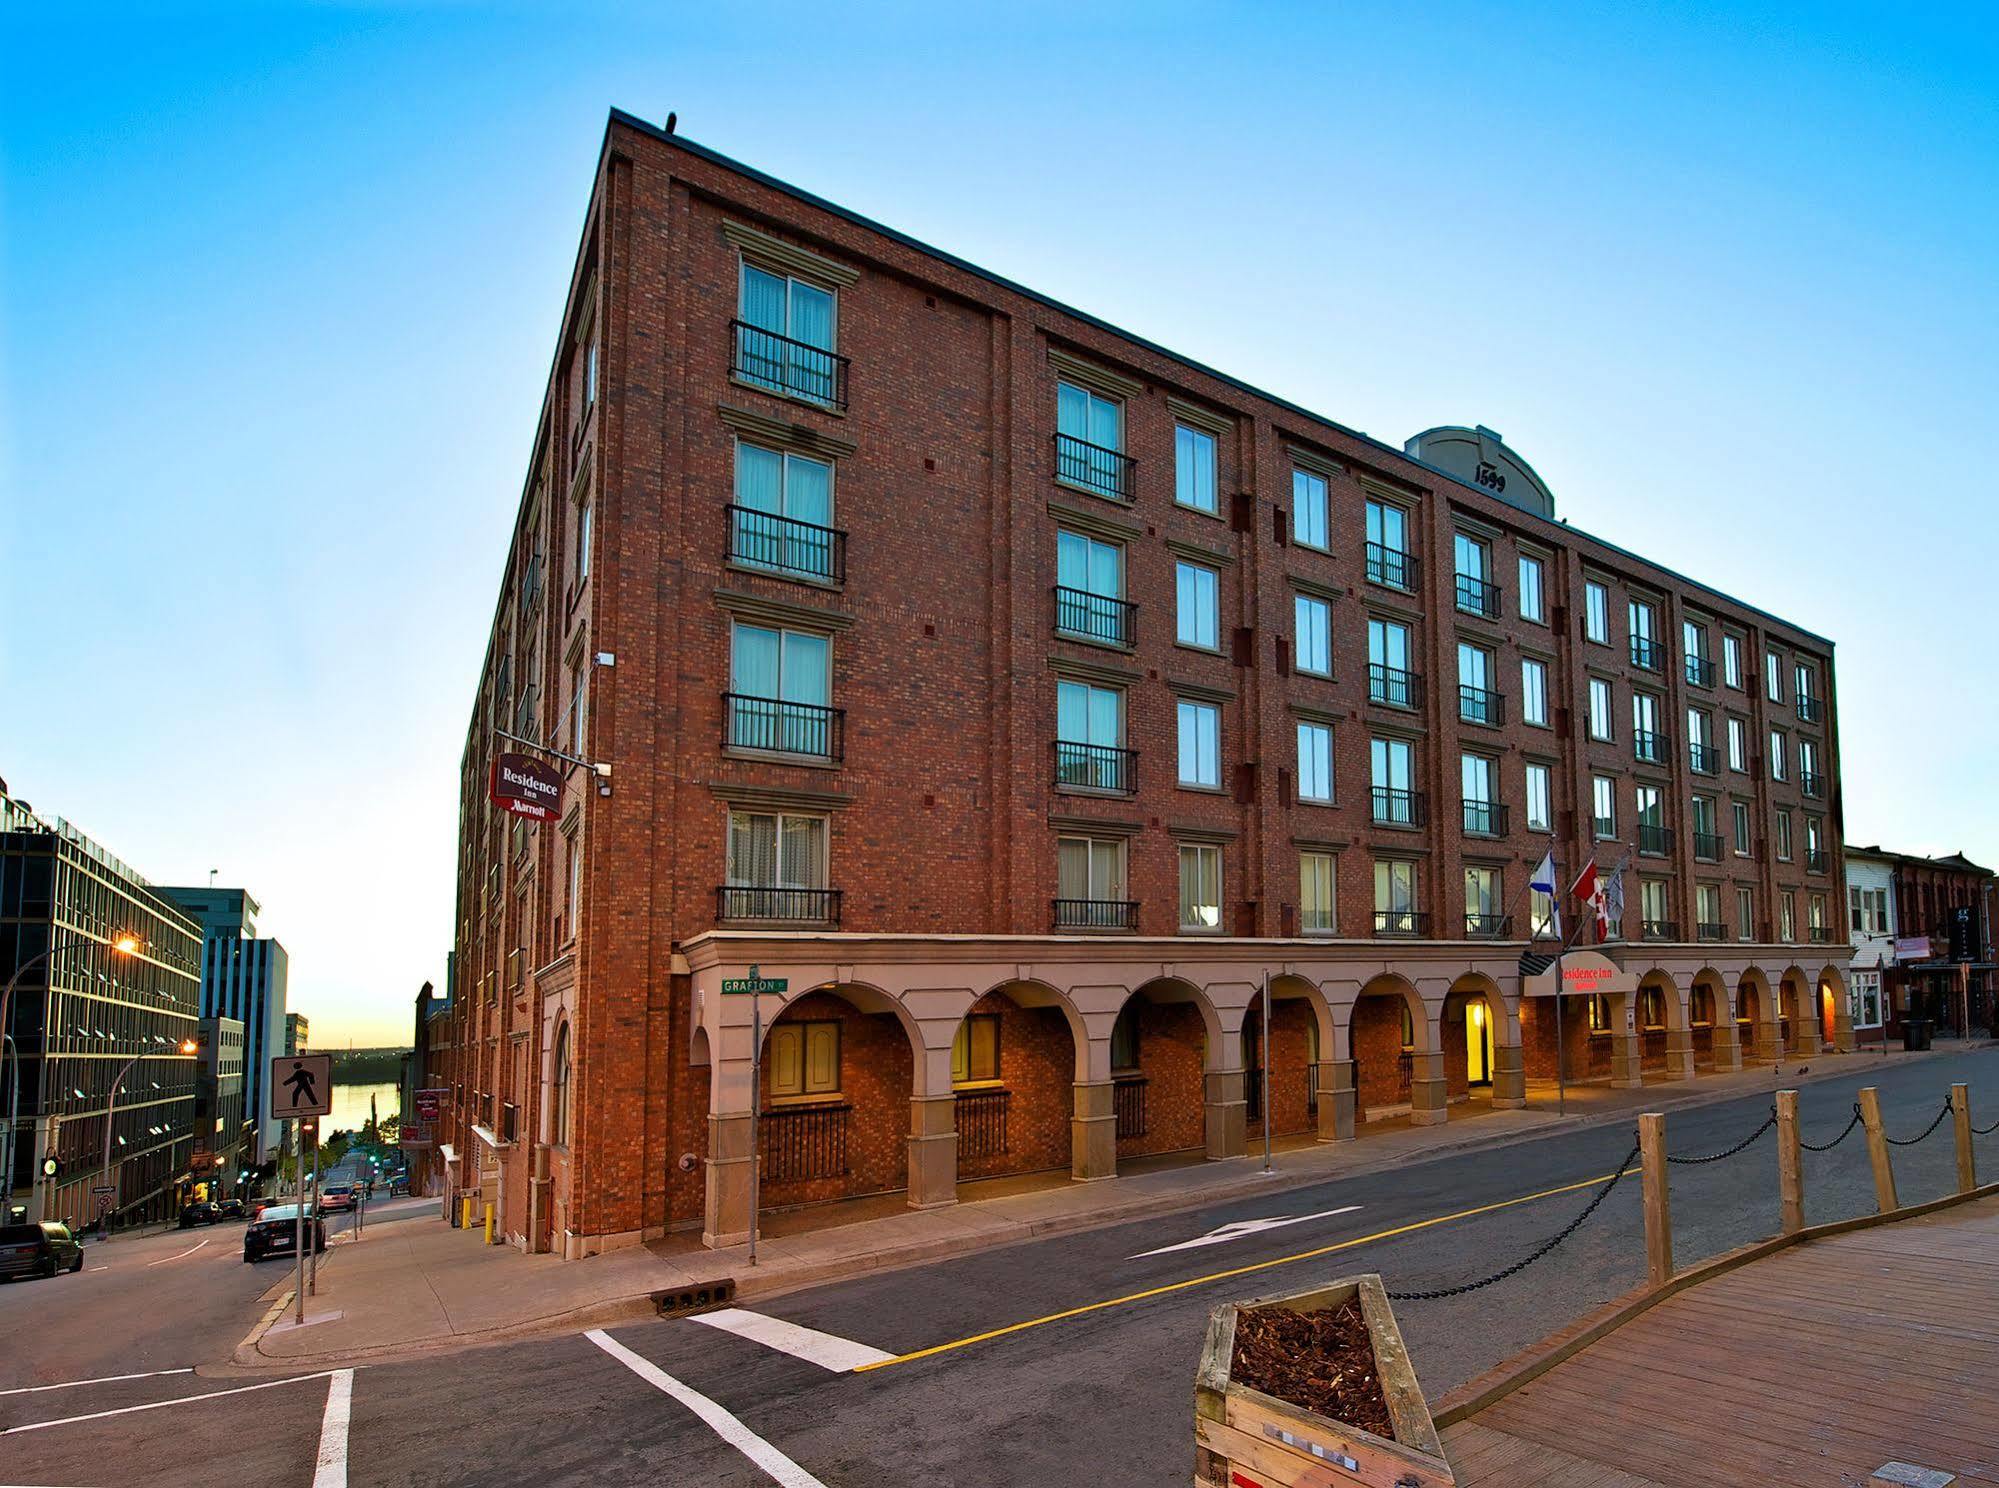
[0,1222,84,1280]
[178,1202,221,1229]
[243,1204,327,1263]
[217,1197,246,1219]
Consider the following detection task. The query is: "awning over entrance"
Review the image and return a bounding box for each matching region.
[1521,949,1636,1000]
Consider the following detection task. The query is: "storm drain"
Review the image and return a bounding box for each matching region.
[653,1279,737,1317]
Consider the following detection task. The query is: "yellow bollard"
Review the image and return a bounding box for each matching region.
[484,1202,495,1245]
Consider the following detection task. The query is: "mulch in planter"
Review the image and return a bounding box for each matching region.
[1230,1299,1395,1441]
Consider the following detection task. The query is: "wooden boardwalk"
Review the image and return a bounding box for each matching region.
[1441,1195,1999,1487]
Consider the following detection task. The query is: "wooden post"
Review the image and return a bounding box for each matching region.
[1859,1086,1898,1213]
[1951,1083,1975,1194]
[1638,1112,1672,1287]
[1776,1089,1804,1234]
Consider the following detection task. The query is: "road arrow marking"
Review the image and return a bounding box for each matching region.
[1130,1206,1363,1258]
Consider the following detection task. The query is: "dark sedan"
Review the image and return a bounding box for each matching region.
[242,1205,327,1263]
[0,1222,84,1280]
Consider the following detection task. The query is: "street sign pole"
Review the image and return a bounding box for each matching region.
[1260,971,1273,1175]
[308,1138,320,1296]
[293,1121,306,1326]
[749,982,761,1267]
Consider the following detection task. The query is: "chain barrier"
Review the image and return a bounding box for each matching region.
[1388,1140,1640,1302]
[1973,1115,1999,1137]
[1799,1105,1863,1152]
[1884,1096,1956,1147]
[1664,1110,1776,1165]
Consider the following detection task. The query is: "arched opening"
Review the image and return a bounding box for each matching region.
[1778,970,1807,1056]
[757,984,916,1215]
[1442,976,1500,1104]
[549,1022,572,1148]
[950,983,1079,1183]
[1689,975,1723,1069]
[1348,976,1426,1125]
[1109,980,1210,1160]
[1737,972,1768,1062]
[1242,978,1325,1141]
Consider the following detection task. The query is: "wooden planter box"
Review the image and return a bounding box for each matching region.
[1194,1273,1454,1488]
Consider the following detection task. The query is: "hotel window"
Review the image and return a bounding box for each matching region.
[1055,680,1126,790]
[1461,753,1499,836]
[1640,986,1667,1030]
[1292,467,1330,550]
[1809,894,1827,938]
[1628,599,1659,670]
[1799,738,1821,792]
[1632,691,1662,761]
[1367,617,1415,707]
[1683,620,1710,685]
[1687,708,1713,771]
[769,1020,840,1100]
[1692,794,1718,850]
[1640,877,1668,935]
[1723,633,1743,689]
[564,831,582,939]
[1733,800,1752,856]
[1853,971,1883,1029]
[1768,728,1787,781]
[571,653,588,753]
[1518,554,1545,623]
[1636,786,1664,851]
[1297,721,1334,803]
[1300,851,1337,935]
[1775,809,1794,861]
[726,810,827,896]
[1780,891,1797,942]
[1806,815,1825,863]
[1464,867,1501,936]
[584,332,599,408]
[1110,1004,1140,1071]
[1698,883,1723,933]
[1530,881,1555,937]
[1177,699,1221,789]
[1176,561,1220,650]
[1454,532,1495,614]
[575,496,592,585]
[1738,887,1755,940]
[1584,580,1610,643]
[1587,994,1610,1033]
[1727,716,1748,772]
[1178,844,1222,932]
[1056,380,1125,498]
[1175,423,1218,514]
[1372,737,1418,825]
[1458,642,1498,725]
[1593,775,1616,839]
[952,1014,1001,1085]
[1295,594,1333,676]
[1374,858,1419,933]
[1057,835,1127,911]
[733,441,836,581]
[739,262,839,405]
[1365,499,1414,589]
[1525,762,1552,833]
[729,623,832,755]
[1765,648,1784,702]
[1794,661,1814,704]
[1588,677,1613,740]
[1521,658,1549,727]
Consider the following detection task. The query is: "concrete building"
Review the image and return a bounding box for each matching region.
[437,115,1853,1259]
[156,885,290,1161]
[1843,844,1895,1043]
[192,1014,249,1199]
[285,1011,308,1056]
[0,785,201,1228]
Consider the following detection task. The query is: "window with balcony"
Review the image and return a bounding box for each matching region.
[1765,648,1784,703]
[1697,884,1724,940]
[1687,708,1716,774]
[1584,580,1610,643]
[1461,753,1504,837]
[1628,599,1661,671]
[1367,617,1419,708]
[1808,893,1829,942]
[1454,533,1498,616]
[1056,680,1130,792]
[1364,499,1416,590]
[1175,560,1219,650]
[1636,785,1667,855]
[1799,738,1823,799]
[1371,736,1421,826]
[1177,700,1221,790]
[1056,529,1132,646]
[1373,859,1422,936]
[1292,593,1333,678]
[1526,762,1552,832]
[1521,657,1548,727]
[1795,663,1823,724]
[1175,423,1217,514]
[1683,620,1712,687]
[1300,851,1337,935]
[736,263,842,408]
[1640,877,1673,940]
[1632,691,1665,763]
[1733,799,1752,857]
[727,622,837,758]
[1692,795,1721,861]
[1298,721,1334,803]
[1055,380,1129,501]
[1738,886,1755,941]
[1806,816,1828,874]
[1775,809,1794,862]
[1723,633,1743,689]
[1589,677,1614,740]
[1178,844,1222,932]
[1727,716,1748,772]
[1768,728,1787,781]
[1518,553,1545,623]
[1055,836,1131,929]
[1459,642,1502,725]
[722,810,833,923]
[1465,867,1506,937]
[731,442,841,583]
[1292,467,1330,550]
[1593,775,1617,839]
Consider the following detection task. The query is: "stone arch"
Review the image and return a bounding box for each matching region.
[951,980,1084,1182]
[1777,965,1811,1056]
[1352,973,1432,1052]
[1347,974,1430,1125]
[1737,967,1773,1062]
[1104,977,1214,1160]
[689,1024,712,1069]
[1442,973,1505,1099]
[1815,963,1848,1051]
[1689,968,1729,1068]
[1241,975,1330,1140]
[1127,976,1225,1067]
[980,977,1089,1081]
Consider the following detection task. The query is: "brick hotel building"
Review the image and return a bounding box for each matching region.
[437,112,1854,1258]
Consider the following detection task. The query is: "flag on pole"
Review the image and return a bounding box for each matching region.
[1529,850,1560,940]
[1601,858,1627,938]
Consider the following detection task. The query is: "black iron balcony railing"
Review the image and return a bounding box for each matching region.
[1465,913,1514,938]
[1462,800,1509,837]
[1365,542,1418,592]
[1053,740,1136,794]
[1371,786,1425,827]
[1053,432,1135,502]
[1053,898,1138,931]
[724,693,844,759]
[1641,918,1681,942]
[1630,636,1663,672]
[1796,695,1823,725]
[1368,664,1423,710]
[1113,1076,1147,1139]
[1685,655,1715,689]
[716,886,842,924]
[1458,684,1505,727]
[1373,909,1430,937]
[1697,921,1727,941]
[727,505,846,584]
[1634,729,1669,765]
[1454,573,1500,618]
[731,320,849,409]
[1053,585,1136,647]
[955,1088,1009,1160]
[1800,771,1825,799]
[1693,831,1724,862]
[1689,741,1718,775]
[1637,822,1671,855]
[1807,849,1829,874]
[761,1103,851,1183]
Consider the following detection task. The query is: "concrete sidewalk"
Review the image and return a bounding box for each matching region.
[234,1042,1965,1369]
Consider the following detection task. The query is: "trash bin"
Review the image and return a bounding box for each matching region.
[1902,1018,1932,1052]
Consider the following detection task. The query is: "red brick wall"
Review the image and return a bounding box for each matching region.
[1244,999,1318,1137]
[758,992,911,1208]
[1521,997,1611,1081]
[1352,996,1412,1117]
[1117,1000,1206,1158]
[956,991,1073,1180]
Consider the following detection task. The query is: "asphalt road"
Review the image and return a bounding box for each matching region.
[1,1050,1992,1488]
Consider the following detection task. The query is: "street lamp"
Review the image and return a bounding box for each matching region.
[95,1031,197,1238]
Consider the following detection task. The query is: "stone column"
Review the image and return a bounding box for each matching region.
[1071,1080,1117,1180]
[1492,1041,1526,1108]
[1663,1026,1696,1081]
[1409,1050,1448,1125]
[702,1111,754,1250]
[1204,1068,1247,1159]
[1709,1017,1743,1071]
[1610,1029,1644,1088]
[1316,1060,1355,1141]
[906,1095,958,1210]
[1832,994,1856,1053]
[1752,1012,1783,1063]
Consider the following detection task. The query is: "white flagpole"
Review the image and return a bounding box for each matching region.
[1260,970,1273,1175]
[1552,852,1566,1118]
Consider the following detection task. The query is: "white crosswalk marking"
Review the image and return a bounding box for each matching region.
[689,1307,894,1372]
[313,1369,353,1488]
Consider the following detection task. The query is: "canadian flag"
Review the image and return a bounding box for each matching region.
[1571,862,1609,937]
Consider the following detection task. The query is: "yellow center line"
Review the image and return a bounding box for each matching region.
[851,1161,1635,1372]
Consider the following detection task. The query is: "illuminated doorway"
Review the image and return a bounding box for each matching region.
[1464,995,1494,1087]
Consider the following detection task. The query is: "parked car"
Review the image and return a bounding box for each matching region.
[178,1202,221,1229]
[0,1222,84,1280]
[387,1176,410,1197]
[217,1197,246,1219]
[242,1205,327,1263]
[319,1184,357,1214]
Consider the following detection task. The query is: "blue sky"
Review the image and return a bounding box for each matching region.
[4,3,1996,1045]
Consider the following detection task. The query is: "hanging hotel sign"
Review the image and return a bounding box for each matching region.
[1522,949,1636,999]
[1894,935,1931,962]
[489,753,562,821]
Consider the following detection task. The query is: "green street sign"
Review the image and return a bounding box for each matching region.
[721,963,787,997]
